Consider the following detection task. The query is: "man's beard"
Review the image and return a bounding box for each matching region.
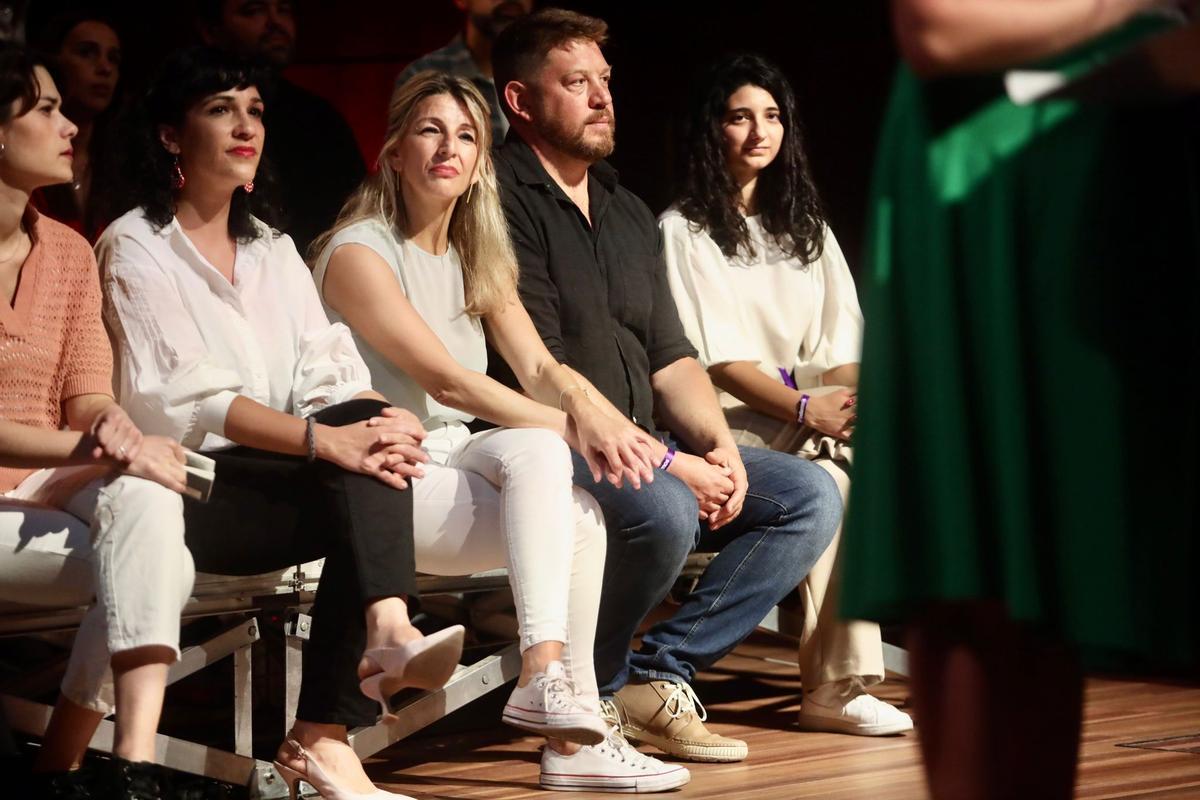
[537,110,616,163]
[472,2,528,40]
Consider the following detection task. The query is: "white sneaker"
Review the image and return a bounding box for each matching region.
[796,677,914,736]
[540,701,691,793]
[503,661,607,745]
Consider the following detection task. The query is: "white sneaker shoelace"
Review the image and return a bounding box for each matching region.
[597,700,664,772]
[660,681,707,723]
[536,670,586,714]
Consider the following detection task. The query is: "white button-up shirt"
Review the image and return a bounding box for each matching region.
[97,208,372,451]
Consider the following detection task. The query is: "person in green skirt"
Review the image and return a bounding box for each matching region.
[841,1,1199,798]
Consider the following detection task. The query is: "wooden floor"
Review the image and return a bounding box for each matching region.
[365,634,1200,800]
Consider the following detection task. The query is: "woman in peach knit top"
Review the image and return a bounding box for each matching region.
[0,44,194,798]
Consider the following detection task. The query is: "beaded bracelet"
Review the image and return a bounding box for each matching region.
[658,446,677,471]
[305,416,317,463]
[796,394,811,426]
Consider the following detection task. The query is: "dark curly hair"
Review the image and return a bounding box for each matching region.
[103,47,280,242]
[677,53,825,264]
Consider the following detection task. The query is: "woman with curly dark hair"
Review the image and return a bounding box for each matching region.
[96,47,463,799]
[662,52,911,738]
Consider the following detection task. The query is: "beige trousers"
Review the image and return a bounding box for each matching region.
[0,467,194,713]
[727,400,884,689]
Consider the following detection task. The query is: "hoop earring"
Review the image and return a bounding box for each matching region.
[171,155,186,190]
[243,180,255,194]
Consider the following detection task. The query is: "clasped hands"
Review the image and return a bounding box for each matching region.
[568,406,748,531]
[86,404,188,494]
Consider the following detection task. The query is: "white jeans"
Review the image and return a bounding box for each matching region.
[412,426,606,699]
[0,467,194,713]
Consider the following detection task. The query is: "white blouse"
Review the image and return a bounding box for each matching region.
[97,208,373,452]
[311,218,486,461]
[660,207,862,410]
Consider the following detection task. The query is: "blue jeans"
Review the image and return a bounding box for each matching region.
[573,445,841,694]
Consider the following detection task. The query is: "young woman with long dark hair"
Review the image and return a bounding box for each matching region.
[662,53,912,738]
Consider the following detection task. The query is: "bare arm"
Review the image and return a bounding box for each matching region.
[652,357,749,529]
[323,244,568,431]
[2,396,188,494]
[652,357,738,454]
[323,245,655,486]
[488,297,658,485]
[893,0,1171,75]
[822,363,860,388]
[709,361,802,425]
[0,420,105,469]
[708,361,859,441]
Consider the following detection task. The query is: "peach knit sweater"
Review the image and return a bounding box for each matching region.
[0,207,114,492]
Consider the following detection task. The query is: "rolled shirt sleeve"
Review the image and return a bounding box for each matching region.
[292,322,373,417]
[283,235,373,417]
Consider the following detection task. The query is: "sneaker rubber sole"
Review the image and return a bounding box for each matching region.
[621,727,748,763]
[796,710,913,737]
[540,766,691,793]
[503,707,607,746]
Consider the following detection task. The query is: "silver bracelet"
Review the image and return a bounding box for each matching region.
[305,416,317,463]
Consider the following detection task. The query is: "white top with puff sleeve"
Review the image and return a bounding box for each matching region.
[659,206,863,410]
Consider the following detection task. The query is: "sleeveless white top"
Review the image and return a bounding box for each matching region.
[312,218,486,459]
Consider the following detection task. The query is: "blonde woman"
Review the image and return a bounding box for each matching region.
[312,73,684,790]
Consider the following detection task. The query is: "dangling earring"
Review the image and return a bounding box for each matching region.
[243,179,255,194]
[0,142,6,159]
[171,155,186,190]
[465,181,476,205]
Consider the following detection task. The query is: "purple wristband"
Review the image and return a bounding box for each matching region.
[796,394,811,426]
[658,446,677,471]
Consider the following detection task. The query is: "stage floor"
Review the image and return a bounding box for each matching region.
[366,633,1200,800]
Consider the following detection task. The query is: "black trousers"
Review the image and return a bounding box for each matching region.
[182,399,417,726]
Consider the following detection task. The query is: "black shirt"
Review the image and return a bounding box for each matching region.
[493,133,698,433]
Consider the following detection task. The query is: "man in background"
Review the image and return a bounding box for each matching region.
[394,0,532,144]
[197,0,365,254]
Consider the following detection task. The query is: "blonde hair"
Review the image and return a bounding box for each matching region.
[311,71,518,318]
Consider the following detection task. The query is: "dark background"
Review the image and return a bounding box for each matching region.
[25,1,897,268]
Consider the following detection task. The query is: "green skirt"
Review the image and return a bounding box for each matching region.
[841,21,1200,671]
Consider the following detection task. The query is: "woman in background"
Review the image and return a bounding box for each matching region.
[33,10,122,239]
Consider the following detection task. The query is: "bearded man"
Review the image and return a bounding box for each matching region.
[488,9,844,793]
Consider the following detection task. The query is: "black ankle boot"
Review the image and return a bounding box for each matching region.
[103,757,171,800]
